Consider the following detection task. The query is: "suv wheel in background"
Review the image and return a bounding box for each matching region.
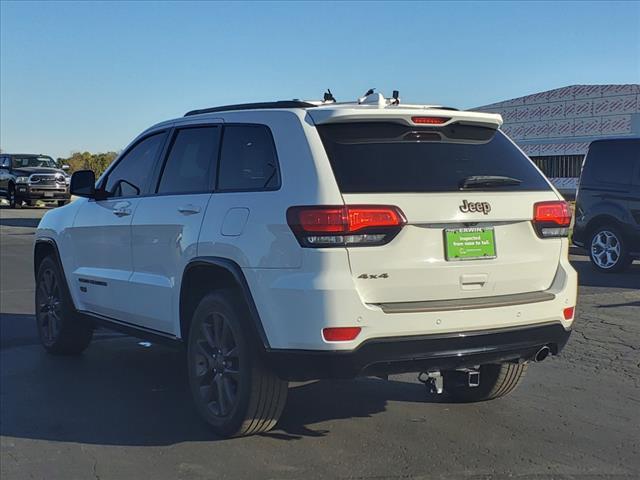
[7,184,18,208]
[57,200,68,207]
[187,291,288,438]
[35,256,93,354]
[442,363,528,402]
[589,226,633,273]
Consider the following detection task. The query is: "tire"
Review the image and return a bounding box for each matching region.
[35,256,93,355]
[7,184,17,208]
[57,200,68,207]
[588,225,633,273]
[187,291,288,437]
[24,200,34,207]
[443,363,528,402]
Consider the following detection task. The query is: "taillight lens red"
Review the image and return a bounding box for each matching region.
[287,205,406,247]
[297,208,346,233]
[534,201,572,225]
[322,327,361,342]
[563,307,575,320]
[532,201,572,238]
[411,116,450,125]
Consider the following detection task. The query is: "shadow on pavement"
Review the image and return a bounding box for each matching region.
[571,256,640,289]
[267,377,428,440]
[1,333,213,446]
[1,314,431,446]
[0,314,38,349]
[0,216,41,228]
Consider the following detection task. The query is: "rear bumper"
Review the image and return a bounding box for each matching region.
[245,244,578,351]
[266,322,571,381]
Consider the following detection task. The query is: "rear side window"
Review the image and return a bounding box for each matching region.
[157,127,221,194]
[581,139,640,186]
[318,123,551,193]
[217,125,280,191]
[104,132,167,197]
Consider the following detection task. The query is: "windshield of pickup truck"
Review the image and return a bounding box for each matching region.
[12,156,58,169]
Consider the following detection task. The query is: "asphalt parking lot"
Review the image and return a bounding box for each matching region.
[1,206,639,480]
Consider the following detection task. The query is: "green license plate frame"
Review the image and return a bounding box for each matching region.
[444,227,497,261]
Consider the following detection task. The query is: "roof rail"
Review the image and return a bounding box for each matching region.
[184,100,317,117]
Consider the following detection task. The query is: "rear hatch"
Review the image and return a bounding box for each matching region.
[314,117,563,305]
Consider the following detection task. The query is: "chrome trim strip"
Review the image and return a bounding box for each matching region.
[374,291,556,314]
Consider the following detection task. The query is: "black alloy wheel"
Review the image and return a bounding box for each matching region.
[192,310,241,418]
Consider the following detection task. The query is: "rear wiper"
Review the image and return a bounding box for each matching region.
[460,175,522,189]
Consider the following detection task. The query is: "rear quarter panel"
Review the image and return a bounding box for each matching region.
[196,110,344,268]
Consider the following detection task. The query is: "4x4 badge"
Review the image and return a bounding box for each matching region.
[460,200,491,215]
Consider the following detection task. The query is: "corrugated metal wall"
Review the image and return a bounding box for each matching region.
[531,155,584,178]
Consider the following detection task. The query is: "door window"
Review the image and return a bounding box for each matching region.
[103,132,167,197]
[217,125,280,191]
[157,127,220,194]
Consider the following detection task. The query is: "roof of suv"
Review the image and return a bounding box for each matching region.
[181,94,503,129]
[184,101,318,116]
[3,153,52,157]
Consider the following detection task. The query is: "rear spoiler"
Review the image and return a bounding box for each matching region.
[308,107,503,130]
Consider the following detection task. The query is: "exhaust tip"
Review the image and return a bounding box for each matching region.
[534,346,551,362]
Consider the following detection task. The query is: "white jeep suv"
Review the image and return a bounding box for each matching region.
[34,92,577,437]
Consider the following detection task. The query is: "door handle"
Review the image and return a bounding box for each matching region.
[178,204,201,215]
[460,274,488,291]
[113,208,131,217]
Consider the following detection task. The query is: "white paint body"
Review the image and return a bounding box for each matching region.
[36,101,577,350]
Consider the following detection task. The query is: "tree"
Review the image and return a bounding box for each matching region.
[60,151,118,177]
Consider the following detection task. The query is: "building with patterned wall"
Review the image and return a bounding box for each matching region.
[475,84,640,194]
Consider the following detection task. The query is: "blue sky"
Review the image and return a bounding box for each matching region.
[1,1,639,158]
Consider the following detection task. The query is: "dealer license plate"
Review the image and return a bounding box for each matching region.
[444,227,496,261]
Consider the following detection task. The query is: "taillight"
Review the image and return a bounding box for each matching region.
[563,307,575,320]
[287,205,406,247]
[532,201,572,238]
[322,327,361,342]
[411,116,450,125]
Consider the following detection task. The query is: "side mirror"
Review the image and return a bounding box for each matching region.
[70,170,96,198]
[61,164,70,171]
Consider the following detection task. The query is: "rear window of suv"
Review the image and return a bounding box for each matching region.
[317,122,551,193]
[581,139,640,186]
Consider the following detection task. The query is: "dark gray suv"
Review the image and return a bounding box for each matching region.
[0,154,70,208]
[573,138,640,272]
